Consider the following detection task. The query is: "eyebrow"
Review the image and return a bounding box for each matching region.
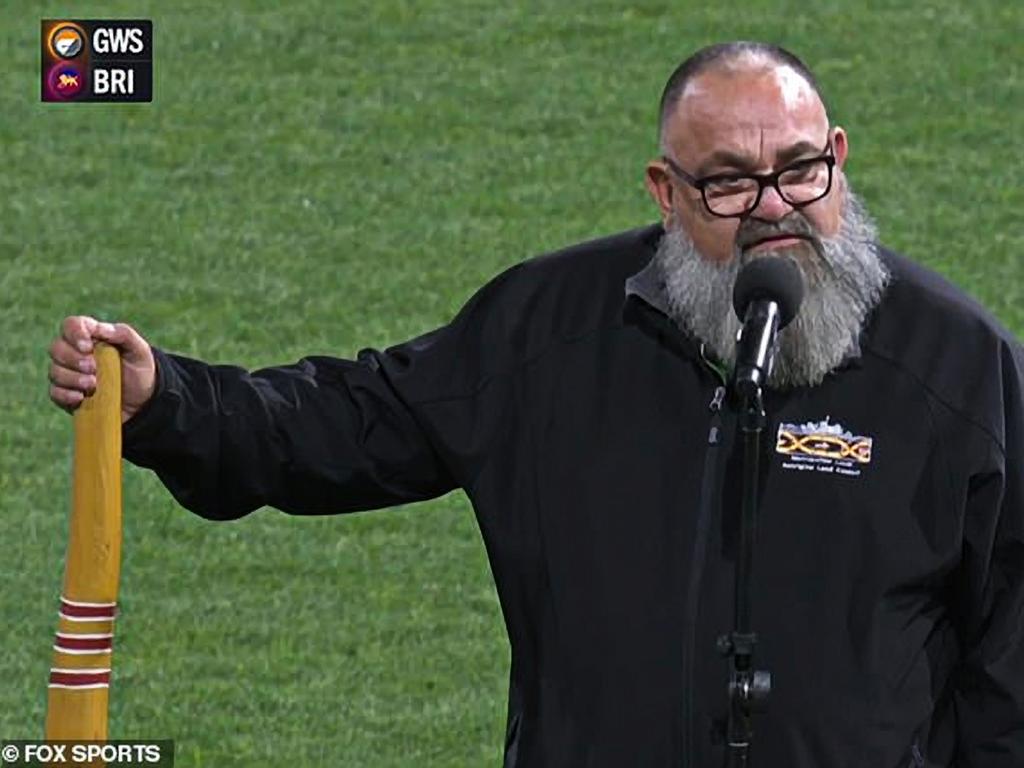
[695,139,825,176]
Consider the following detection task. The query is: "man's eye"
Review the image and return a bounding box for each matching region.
[784,164,816,181]
[706,179,754,198]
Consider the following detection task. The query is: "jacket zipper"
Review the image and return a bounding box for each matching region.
[909,738,924,767]
[682,377,728,765]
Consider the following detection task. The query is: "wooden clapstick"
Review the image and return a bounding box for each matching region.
[45,342,122,742]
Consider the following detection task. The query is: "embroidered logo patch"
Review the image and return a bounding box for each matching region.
[775,418,873,477]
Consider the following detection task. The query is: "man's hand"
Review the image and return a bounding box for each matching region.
[48,316,157,423]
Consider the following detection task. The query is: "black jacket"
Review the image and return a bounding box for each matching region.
[124,225,1024,767]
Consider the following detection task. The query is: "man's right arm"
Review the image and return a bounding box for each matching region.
[48,316,458,520]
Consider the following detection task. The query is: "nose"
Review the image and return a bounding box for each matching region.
[750,184,792,221]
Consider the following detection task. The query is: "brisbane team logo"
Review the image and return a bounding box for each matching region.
[775,417,874,478]
[46,63,85,99]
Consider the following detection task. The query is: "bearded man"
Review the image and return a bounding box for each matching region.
[48,42,1023,766]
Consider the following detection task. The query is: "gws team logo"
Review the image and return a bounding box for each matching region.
[46,63,85,99]
[776,417,874,478]
[50,25,85,58]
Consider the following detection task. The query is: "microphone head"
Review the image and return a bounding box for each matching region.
[733,257,805,329]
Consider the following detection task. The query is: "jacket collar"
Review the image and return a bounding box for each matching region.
[624,249,672,318]
[621,224,704,362]
[623,223,672,318]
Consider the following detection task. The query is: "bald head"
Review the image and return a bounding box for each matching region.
[657,42,826,153]
[664,63,830,164]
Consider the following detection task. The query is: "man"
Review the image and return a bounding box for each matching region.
[48,42,1023,766]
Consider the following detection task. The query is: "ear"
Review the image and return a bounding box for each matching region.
[645,160,674,226]
[831,126,849,171]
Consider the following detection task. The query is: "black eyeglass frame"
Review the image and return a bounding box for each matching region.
[661,135,836,219]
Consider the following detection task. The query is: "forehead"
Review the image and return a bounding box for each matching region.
[667,63,828,162]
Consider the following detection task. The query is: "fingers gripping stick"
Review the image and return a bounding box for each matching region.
[45,343,123,744]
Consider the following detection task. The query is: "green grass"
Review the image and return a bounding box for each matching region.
[2,1,1021,765]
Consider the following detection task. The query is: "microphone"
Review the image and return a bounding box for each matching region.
[731,257,805,399]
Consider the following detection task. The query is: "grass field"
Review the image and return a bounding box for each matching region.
[2,1,1021,765]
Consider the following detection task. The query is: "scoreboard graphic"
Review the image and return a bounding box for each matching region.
[42,20,152,102]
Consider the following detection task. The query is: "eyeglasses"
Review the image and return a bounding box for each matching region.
[662,136,836,218]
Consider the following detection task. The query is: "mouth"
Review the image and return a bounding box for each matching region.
[744,234,810,253]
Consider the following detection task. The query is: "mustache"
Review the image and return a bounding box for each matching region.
[734,212,832,286]
[735,212,821,253]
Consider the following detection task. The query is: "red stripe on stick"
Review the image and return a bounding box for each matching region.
[54,635,113,651]
[60,600,117,620]
[49,670,110,687]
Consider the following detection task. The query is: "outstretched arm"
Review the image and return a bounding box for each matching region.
[121,344,458,520]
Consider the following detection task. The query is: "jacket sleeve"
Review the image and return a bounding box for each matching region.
[953,340,1024,764]
[122,337,459,521]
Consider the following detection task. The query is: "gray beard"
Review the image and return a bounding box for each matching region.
[655,189,890,389]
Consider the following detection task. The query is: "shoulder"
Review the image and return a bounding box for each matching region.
[382,224,662,403]
[476,224,660,309]
[863,245,1022,451]
[869,245,1019,354]
[875,248,1011,333]
[453,223,662,347]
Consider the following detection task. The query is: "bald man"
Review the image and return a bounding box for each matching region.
[48,42,1023,766]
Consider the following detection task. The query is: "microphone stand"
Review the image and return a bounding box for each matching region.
[718,385,772,767]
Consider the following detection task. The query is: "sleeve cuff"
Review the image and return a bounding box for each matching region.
[121,346,178,462]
